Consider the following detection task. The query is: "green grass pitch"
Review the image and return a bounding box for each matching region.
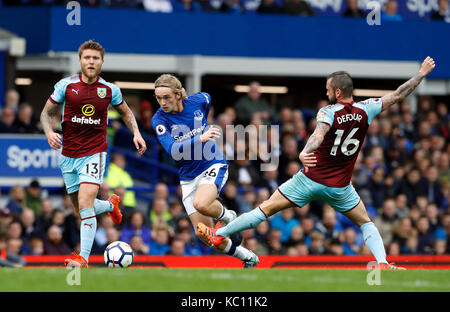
[1,268,449,292]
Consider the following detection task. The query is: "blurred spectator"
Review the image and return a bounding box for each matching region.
[395,193,409,218]
[143,0,173,12]
[0,235,26,267]
[326,238,344,255]
[387,240,401,256]
[270,208,300,243]
[3,89,20,113]
[309,231,325,255]
[257,0,284,14]
[175,226,203,255]
[149,197,172,228]
[13,103,41,134]
[29,237,44,255]
[425,203,441,233]
[266,228,285,255]
[374,198,398,246]
[173,0,203,12]
[0,106,19,133]
[342,227,360,255]
[416,217,434,254]
[418,166,444,208]
[21,208,44,243]
[221,181,240,214]
[315,206,343,241]
[283,225,304,248]
[254,220,270,243]
[234,81,275,126]
[381,0,403,21]
[44,225,72,255]
[120,210,152,246]
[91,214,114,254]
[392,216,417,248]
[236,188,256,213]
[343,0,364,18]
[166,237,187,255]
[25,180,43,217]
[402,235,419,254]
[278,135,301,182]
[220,0,244,14]
[167,200,187,233]
[149,226,170,255]
[0,209,14,236]
[137,100,154,135]
[130,235,150,255]
[367,167,386,210]
[256,164,280,194]
[255,188,270,207]
[430,0,450,22]
[434,239,447,255]
[6,185,27,216]
[243,237,269,255]
[6,221,29,254]
[284,0,315,16]
[437,153,449,185]
[398,169,422,207]
[35,199,54,232]
[228,156,260,187]
[105,153,136,214]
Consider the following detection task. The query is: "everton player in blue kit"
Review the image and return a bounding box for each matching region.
[152,74,259,267]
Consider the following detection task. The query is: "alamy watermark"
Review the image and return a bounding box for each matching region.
[366,1,381,26]
[156,120,280,171]
[366,261,382,286]
[66,266,81,286]
[67,1,81,26]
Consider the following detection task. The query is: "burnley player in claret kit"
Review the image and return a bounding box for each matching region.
[40,40,147,267]
[199,57,436,270]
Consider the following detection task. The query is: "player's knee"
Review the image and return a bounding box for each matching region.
[193,199,209,215]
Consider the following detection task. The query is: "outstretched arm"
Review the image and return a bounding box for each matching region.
[40,99,62,150]
[114,101,147,155]
[381,57,435,112]
[299,121,331,172]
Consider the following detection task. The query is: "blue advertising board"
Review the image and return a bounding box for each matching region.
[0,134,61,178]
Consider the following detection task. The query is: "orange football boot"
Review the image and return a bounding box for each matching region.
[197,222,225,247]
[64,253,88,268]
[378,262,406,270]
[107,194,122,225]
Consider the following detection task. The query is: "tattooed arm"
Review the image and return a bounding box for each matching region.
[381,57,435,112]
[114,101,147,155]
[40,99,62,150]
[299,122,331,172]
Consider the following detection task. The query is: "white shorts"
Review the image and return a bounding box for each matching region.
[180,163,229,216]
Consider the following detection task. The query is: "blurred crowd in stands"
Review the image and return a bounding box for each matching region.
[1,0,450,23]
[0,77,450,267]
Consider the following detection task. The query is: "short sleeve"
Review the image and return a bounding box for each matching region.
[316,106,334,127]
[49,80,68,104]
[361,98,383,124]
[110,84,123,106]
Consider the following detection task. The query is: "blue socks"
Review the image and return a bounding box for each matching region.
[79,208,97,263]
[360,222,388,264]
[216,207,267,237]
[94,199,113,215]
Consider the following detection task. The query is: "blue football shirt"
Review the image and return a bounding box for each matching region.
[152,92,227,181]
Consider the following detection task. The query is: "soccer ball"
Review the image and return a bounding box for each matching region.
[104,241,134,268]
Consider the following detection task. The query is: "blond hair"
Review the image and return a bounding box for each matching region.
[154,74,187,99]
[78,40,105,59]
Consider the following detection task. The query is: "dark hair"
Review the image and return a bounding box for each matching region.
[327,71,353,98]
